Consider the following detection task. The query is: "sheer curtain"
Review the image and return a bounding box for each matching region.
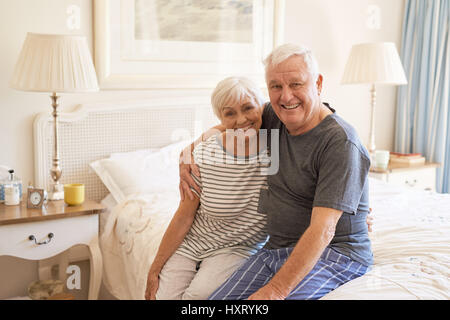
[395,0,450,192]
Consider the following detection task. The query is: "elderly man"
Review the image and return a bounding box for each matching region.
[181,43,372,300]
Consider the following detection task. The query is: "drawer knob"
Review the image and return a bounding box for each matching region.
[405,179,418,187]
[28,233,54,245]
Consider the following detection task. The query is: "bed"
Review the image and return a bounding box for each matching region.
[33,99,450,300]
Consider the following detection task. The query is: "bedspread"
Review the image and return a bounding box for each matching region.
[100,191,178,300]
[100,178,450,300]
[322,178,450,299]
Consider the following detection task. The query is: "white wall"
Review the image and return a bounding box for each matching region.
[0,0,405,191]
[283,0,405,152]
[0,0,212,189]
[0,0,405,299]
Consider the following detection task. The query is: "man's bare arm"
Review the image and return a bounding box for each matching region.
[179,124,226,200]
[248,207,343,300]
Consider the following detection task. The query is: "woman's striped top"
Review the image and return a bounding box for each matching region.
[176,135,270,261]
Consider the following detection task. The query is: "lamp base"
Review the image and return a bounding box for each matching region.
[368,149,377,167]
[48,184,64,201]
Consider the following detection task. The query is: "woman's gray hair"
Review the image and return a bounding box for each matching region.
[263,43,320,79]
[211,76,265,119]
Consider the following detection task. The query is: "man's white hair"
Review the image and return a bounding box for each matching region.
[263,43,320,79]
[211,76,265,119]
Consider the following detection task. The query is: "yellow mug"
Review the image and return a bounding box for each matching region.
[64,184,85,206]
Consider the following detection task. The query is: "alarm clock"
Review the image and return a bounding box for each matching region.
[27,188,46,209]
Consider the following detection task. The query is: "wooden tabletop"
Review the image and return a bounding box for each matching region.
[0,200,106,226]
[370,162,441,174]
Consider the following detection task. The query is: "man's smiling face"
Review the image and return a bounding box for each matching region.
[266,55,323,135]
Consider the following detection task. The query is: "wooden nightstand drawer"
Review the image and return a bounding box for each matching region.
[0,214,98,260]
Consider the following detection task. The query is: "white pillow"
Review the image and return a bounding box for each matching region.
[100,193,118,212]
[109,147,159,160]
[90,140,189,203]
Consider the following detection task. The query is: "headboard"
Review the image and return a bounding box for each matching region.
[33,97,218,202]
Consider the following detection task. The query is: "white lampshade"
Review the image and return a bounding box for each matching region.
[10,33,99,93]
[341,42,407,85]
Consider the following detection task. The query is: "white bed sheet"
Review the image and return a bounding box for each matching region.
[322,178,450,300]
[99,193,117,236]
[99,178,450,300]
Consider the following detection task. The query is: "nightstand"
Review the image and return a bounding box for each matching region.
[0,200,105,300]
[369,162,440,192]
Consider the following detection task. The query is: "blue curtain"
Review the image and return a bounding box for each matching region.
[395,0,450,192]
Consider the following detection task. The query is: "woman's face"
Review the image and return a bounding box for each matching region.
[219,97,263,134]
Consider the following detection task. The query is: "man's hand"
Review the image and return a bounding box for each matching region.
[145,269,160,300]
[179,146,201,201]
[247,282,286,300]
[366,208,373,232]
[248,207,342,301]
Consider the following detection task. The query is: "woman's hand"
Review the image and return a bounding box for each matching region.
[179,146,201,201]
[145,268,160,300]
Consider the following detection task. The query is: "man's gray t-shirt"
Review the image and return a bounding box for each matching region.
[259,103,373,266]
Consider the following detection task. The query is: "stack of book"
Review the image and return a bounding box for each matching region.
[390,152,426,165]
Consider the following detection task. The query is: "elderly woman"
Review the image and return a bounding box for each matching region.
[145,76,270,300]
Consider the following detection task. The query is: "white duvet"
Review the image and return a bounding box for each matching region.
[322,178,450,300]
[100,178,450,300]
[100,191,178,300]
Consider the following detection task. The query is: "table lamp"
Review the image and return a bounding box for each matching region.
[10,33,99,200]
[341,42,407,155]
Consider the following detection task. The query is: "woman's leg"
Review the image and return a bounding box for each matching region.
[156,253,198,300]
[182,252,248,300]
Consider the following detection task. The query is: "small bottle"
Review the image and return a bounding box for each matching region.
[0,166,9,203]
[4,170,22,205]
[4,184,20,205]
[0,179,5,203]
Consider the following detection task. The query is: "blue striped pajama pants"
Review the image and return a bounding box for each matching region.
[208,246,369,300]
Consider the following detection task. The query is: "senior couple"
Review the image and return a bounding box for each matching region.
[145,43,373,300]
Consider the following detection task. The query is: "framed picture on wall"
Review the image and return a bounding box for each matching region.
[94,0,285,89]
